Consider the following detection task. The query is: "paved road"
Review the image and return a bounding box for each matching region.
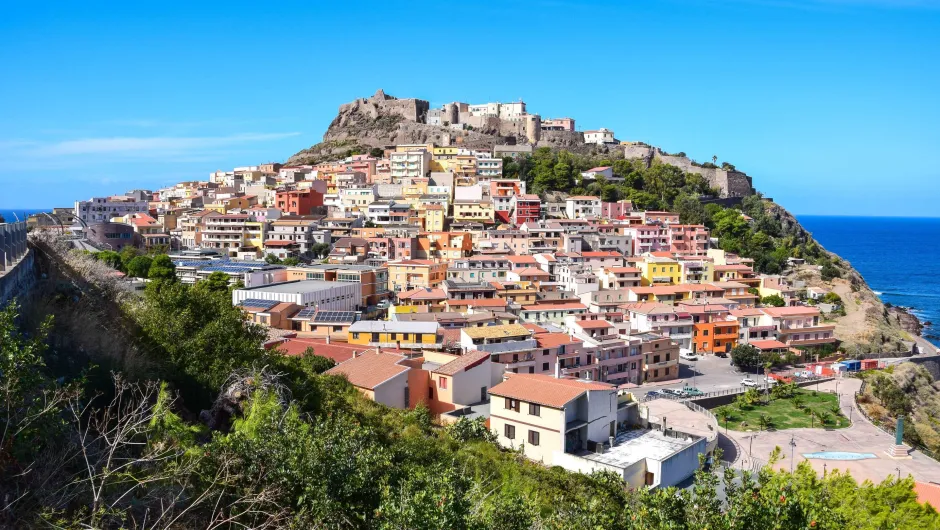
[653,355,771,394]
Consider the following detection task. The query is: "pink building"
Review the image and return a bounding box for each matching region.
[669,224,710,256]
[512,194,542,226]
[624,225,669,255]
[541,117,576,132]
[601,200,633,219]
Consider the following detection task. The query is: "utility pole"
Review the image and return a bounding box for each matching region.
[789,436,797,473]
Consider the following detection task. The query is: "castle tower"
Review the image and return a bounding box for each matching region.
[525,114,541,144]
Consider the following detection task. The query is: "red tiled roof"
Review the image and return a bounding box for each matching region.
[433,350,490,376]
[522,323,548,334]
[275,338,408,364]
[489,373,613,409]
[582,251,623,258]
[521,302,587,311]
[750,340,789,350]
[535,332,582,348]
[576,319,613,329]
[914,482,940,510]
[325,351,410,390]
[761,306,821,318]
[514,267,549,277]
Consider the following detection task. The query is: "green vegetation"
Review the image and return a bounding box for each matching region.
[503,148,830,274]
[715,387,849,431]
[761,294,786,307]
[3,243,937,528]
[90,247,177,280]
[858,363,940,457]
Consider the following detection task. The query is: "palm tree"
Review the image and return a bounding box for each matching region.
[758,414,771,432]
[807,409,818,428]
[712,155,718,165]
[793,395,805,410]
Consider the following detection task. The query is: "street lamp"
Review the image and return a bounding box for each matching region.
[789,436,797,473]
[896,467,902,480]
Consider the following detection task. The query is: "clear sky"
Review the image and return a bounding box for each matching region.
[2,0,938,216]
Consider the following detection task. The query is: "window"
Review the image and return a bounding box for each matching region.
[542,362,549,371]
[528,430,540,446]
[529,403,540,416]
[504,398,520,412]
[504,424,516,440]
[438,377,448,389]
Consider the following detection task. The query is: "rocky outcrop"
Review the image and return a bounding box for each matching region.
[619,144,755,198]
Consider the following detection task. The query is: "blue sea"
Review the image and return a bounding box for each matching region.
[0,208,48,223]
[799,216,940,346]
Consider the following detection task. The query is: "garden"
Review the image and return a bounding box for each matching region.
[713,383,849,432]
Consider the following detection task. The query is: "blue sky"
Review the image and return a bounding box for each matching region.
[2,0,938,216]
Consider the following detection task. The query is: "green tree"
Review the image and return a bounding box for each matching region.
[714,405,733,434]
[446,416,497,443]
[309,242,331,258]
[731,343,762,370]
[761,294,786,307]
[264,253,282,264]
[282,256,301,266]
[197,270,232,292]
[147,254,177,281]
[95,250,123,270]
[125,255,153,278]
[369,147,384,158]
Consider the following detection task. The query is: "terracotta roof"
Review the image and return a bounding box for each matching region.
[582,251,623,258]
[914,482,940,510]
[714,264,753,271]
[575,319,613,329]
[434,350,490,376]
[325,351,410,390]
[730,308,765,317]
[606,267,641,273]
[522,323,548,334]
[439,328,463,346]
[534,332,582,348]
[621,302,675,315]
[513,267,549,277]
[505,255,537,264]
[489,373,613,409]
[275,338,407,363]
[399,287,447,300]
[521,302,587,311]
[750,340,789,350]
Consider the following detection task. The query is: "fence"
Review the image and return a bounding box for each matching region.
[642,376,835,405]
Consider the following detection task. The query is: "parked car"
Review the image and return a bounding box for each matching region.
[661,388,686,398]
[715,350,728,358]
[680,352,698,361]
[741,378,759,388]
[682,386,704,397]
[645,390,663,399]
[762,377,778,386]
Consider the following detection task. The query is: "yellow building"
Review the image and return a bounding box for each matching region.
[387,259,448,291]
[638,256,683,286]
[347,320,441,349]
[453,200,494,224]
[433,146,459,159]
[418,204,446,232]
[245,221,265,250]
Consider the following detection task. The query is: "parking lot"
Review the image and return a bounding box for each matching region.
[654,354,766,394]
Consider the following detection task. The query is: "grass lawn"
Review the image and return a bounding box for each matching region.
[714,388,849,432]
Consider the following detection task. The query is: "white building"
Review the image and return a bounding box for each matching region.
[232,280,360,311]
[74,197,149,224]
[565,196,602,219]
[390,150,431,180]
[584,128,616,145]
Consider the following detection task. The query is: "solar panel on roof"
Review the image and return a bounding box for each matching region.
[239,298,277,310]
[295,307,318,319]
[312,311,356,323]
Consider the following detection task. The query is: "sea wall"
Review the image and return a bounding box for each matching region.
[0,221,35,306]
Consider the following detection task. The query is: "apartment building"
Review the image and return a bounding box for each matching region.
[286,263,390,310]
[387,259,448,291]
[390,150,431,179]
[583,128,615,144]
[232,279,360,311]
[201,213,263,256]
[565,196,602,219]
[75,196,148,224]
[347,320,441,350]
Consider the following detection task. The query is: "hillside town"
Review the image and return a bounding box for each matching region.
[27,126,845,489]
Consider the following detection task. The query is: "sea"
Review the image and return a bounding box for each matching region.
[0,208,47,223]
[799,216,940,347]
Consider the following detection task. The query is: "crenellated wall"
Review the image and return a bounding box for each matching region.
[0,221,35,306]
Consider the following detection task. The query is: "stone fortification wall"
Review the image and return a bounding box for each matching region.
[618,144,755,198]
[0,221,35,306]
[338,89,430,124]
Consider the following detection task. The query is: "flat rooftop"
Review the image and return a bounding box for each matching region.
[237,280,352,294]
[579,429,698,469]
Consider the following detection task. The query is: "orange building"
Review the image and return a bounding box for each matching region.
[692,321,739,355]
